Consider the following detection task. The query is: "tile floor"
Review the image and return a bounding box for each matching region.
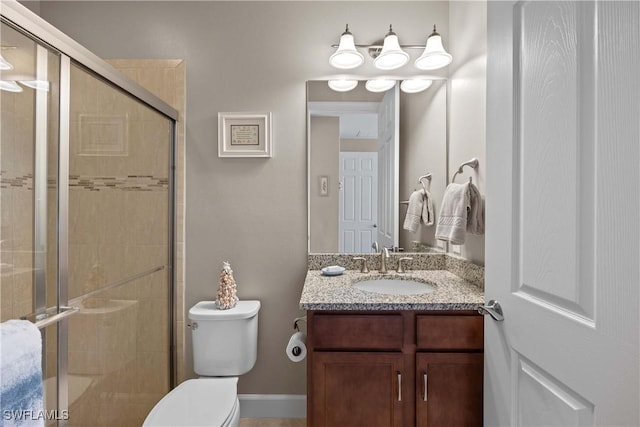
[239,419,306,427]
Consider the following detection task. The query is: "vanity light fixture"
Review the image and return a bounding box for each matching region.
[329,23,451,72]
[328,24,450,93]
[365,78,397,93]
[20,80,50,91]
[329,25,365,70]
[0,54,13,71]
[400,78,433,93]
[414,25,453,71]
[327,79,358,92]
[373,25,410,70]
[0,80,23,92]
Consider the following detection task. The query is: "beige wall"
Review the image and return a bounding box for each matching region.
[448,1,487,265]
[308,81,385,103]
[399,79,448,251]
[309,116,339,253]
[37,1,452,395]
[309,117,340,253]
[340,138,377,152]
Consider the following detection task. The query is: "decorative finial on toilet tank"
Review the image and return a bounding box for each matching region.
[216,261,239,310]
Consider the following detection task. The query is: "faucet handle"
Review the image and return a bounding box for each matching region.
[353,257,369,273]
[396,257,413,273]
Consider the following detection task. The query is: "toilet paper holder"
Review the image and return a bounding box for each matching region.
[293,316,306,332]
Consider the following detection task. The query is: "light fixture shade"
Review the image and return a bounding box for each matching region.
[20,80,50,91]
[400,78,433,93]
[328,79,358,92]
[0,81,23,93]
[365,79,396,93]
[0,54,13,71]
[415,25,452,71]
[374,26,409,70]
[329,26,364,70]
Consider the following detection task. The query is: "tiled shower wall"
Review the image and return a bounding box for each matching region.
[106,59,187,383]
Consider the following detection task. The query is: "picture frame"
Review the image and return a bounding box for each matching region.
[218,112,272,158]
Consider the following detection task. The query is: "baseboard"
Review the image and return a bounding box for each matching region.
[238,394,306,419]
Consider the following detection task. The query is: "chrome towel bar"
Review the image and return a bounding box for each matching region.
[22,306,80,330]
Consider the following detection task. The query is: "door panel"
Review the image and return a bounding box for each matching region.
[339,152,377,252]
[416,353,483,427]
[376,85,399,249]
[485,1,639,426]
[310,352,405,427]
[514,1,596,321]
[516,356,593,426]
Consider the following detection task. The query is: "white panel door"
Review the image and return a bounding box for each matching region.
[485,1,639,426]
[377,85,400,250]
[339,152,378,253]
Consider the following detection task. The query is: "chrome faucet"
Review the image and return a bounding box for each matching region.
[379,247,390,273]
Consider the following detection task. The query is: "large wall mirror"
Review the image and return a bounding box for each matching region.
[307,79,448,254]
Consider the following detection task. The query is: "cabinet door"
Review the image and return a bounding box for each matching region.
[310,352,405,427]
[416,353,483,427]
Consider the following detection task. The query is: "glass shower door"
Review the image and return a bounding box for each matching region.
[65,64,172,427]
[2,14,174,426]
[1,20,62,424]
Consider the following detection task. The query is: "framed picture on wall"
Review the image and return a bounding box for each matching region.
[218,112,272,158]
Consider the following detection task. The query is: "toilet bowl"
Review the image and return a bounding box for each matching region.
[143,300,260,427]
[143,378,240,427]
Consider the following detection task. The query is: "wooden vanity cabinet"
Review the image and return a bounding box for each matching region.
[307,310,483,427]
[415,353,483,427]
[311,352,406,427]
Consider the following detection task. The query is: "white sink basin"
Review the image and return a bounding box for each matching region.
[353,278,436,296]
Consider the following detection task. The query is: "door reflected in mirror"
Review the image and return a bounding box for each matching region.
[307,79,448,254]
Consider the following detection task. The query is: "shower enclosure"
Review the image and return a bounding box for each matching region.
[1,3,177,426]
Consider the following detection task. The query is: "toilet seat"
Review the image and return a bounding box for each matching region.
[143,378,239,427]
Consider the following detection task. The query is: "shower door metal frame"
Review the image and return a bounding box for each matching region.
[1,2,179,426]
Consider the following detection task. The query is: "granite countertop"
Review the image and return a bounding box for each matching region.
[299,269,484,311]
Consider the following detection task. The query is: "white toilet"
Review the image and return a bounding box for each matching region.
[143,300,261,427]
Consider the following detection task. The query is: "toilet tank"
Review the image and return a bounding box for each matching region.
[188,300,260,376]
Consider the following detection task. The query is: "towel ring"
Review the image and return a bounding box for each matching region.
[451,158,479,183]
[418,174,432,192]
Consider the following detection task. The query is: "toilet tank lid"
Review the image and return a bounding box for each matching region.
[189,300,261,321]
